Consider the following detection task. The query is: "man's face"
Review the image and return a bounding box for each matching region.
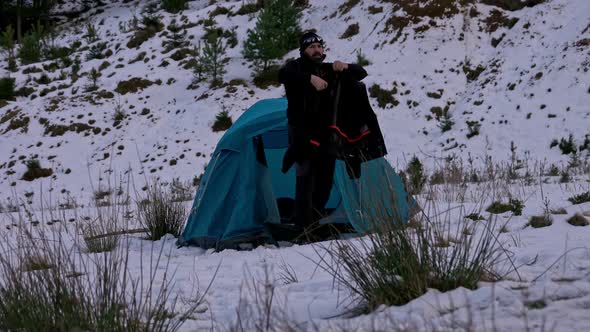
[303,42,324,61]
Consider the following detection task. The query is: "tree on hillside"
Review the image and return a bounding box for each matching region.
[243,0,302,71]
[163,19,187,52]
[198,31,227,85]
[0,25,18,71]
[0,0,56,43]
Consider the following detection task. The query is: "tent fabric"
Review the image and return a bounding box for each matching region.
[178,98,413,250]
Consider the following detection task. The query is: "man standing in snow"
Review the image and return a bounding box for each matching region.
[278,31,368,236]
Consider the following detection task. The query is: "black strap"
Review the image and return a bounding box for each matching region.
[332,76,341,125]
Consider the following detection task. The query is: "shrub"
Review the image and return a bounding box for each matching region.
[36,73,51,84]
[340,23,360,39]
[567,214,589,227]
[439,112,454,132]
[481,0,546,11]
[462,62,486,81]
[486,198,524,216]
[321,210,501,312]
[567,191,590,205]
[113,109,126,122]
[80,218,119,253]
[18,27,44,65]
[85,42,107,61]
[369,84,399,108]
[339,0,360,15]
[558,134,577,155]
[465,213,485,221]
[466,120,481,139]
[0,77,16,100]
[405,156,426,195]
[550,207,567,215]
[163,20,187,52]
[85,68,100,92]
[559,169,571,183]
[368,5,383,14]
[210,6,230,16]
[84,22,99,43]
[243,0,302,71]
[212,110,232,132]
[0,25,18,72]
[161,0,187,13]
[137,181,187,240]
[114,77,154,94]
[22,159,53,181]
[483,9,519,32]
[126,15,163,49]
[0,228,204,331]
[355,49,371,66]
[528,214,552,228]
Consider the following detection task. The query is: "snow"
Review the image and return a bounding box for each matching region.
[1,0,590,330]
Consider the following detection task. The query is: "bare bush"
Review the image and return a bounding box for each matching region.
[317,187,504,312]
[0,227,207,331]
[137,180,187,240]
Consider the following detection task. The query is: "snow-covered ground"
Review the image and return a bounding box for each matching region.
[1,0,590,330]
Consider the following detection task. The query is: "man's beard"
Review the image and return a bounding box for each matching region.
[308,52,325,64]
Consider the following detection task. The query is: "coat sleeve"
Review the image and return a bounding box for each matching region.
[278,60,311,86]
[344,63,367,81]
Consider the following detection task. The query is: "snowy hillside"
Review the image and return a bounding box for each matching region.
[0,0,588,203]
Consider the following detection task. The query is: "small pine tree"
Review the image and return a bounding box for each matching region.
[0,77,16,100]
[19,21,47,65]
[406,156,427,195]
[212,110,232,132]
[163,20,187,52]
[192,43,205,84]
[200,32,227,84]
[71,57,81,82]
[355,49,371,66]
[558,134,576,155]
[84,22,99,44]
[86,68,100,92]
[0,25,18,72]
[243,0,302,71]
[438,112,454,132]
[18,32,42,65]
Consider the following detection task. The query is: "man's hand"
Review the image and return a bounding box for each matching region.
[333,60,349,72]
[310,74,328,91]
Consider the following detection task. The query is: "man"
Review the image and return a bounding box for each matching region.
[278,31,368,235]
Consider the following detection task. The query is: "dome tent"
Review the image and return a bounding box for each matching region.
[178,98,414,250]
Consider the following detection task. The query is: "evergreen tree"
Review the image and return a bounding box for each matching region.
[85,67,100,92]
[0,25,17,71]
[163,19,186,52]
[191,42,205,84]
[200,32,227,84]
[243,0,301,71]
[0,76,16,101]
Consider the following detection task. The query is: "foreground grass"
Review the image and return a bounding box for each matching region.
[0,226,206,331]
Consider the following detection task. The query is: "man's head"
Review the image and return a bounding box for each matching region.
[299,32,325,63]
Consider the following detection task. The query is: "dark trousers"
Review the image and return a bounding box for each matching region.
[292,153,336,229]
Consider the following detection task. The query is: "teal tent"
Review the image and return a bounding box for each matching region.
[179,98,414,249]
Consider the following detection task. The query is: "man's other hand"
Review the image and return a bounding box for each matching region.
[333,61,348,72]
[310,75,328,91]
